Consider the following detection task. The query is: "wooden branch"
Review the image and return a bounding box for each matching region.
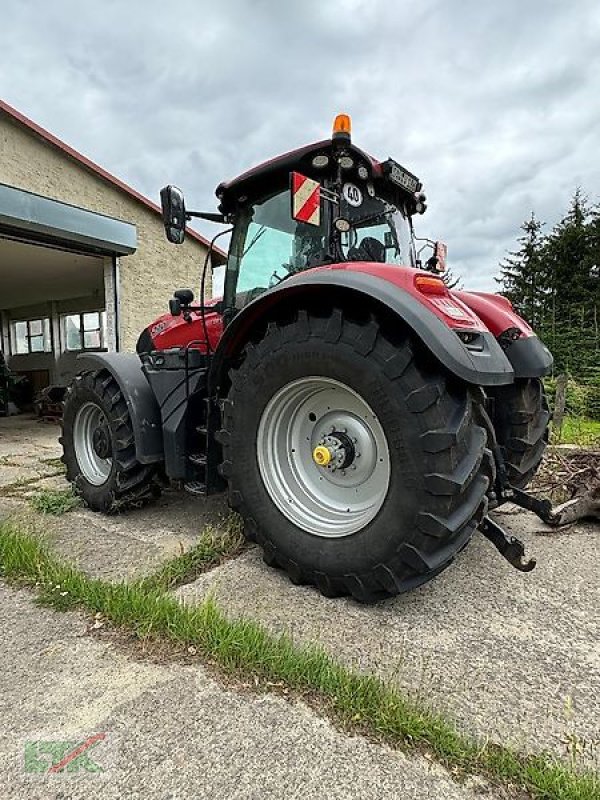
[545,484,600,526]
[531,446,600,526]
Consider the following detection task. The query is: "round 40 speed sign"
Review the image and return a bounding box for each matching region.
[342,182,363,207]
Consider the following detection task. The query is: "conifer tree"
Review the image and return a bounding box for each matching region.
[497,212,545,327]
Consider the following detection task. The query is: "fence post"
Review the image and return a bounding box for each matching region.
[552,374,568,439]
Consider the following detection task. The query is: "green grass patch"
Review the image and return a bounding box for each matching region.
[39,457,66,471]
[29,487,81,515]
[552,417,600,447]
[0,519,597,800]
[139,516,245,592]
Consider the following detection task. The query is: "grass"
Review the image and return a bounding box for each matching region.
[29,487,81,515]
[552,417,600,447]
[0,520,598,800]
[39,456,66,471]
[139,517,245,592]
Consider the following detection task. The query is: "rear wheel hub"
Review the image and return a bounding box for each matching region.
[313,430,356,470]
[92,425,112,460]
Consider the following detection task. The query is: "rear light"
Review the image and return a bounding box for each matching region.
[414,275,447,295]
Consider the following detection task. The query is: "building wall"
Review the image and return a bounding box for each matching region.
[0,114,210,351]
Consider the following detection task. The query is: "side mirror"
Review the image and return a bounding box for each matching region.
[433,241,447,273]
[174,288,194,305]
[169,289,194,317]
[160,185,187,244]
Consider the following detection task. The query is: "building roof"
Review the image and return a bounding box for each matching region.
[0,98,225,261]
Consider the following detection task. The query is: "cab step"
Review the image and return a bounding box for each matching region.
[184,480,207,496]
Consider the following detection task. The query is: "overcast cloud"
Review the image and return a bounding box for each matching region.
[1,0,599,290]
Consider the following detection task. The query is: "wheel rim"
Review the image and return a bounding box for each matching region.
[257,377,390,537]
[73,402,113,486]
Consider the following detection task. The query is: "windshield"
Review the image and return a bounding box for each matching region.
[229,188,328,303]
[340,196,414,266]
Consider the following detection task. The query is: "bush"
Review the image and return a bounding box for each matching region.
[544,375,599,419]
[584,373,600,421]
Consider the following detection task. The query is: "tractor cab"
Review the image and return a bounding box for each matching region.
[160,115,431,316]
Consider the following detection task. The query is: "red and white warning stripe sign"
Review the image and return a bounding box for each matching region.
[290,172,321,226]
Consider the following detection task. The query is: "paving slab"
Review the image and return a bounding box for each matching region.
[0,414,61,459]
[0,583,502,800]
[30,492,231,580]
[0,414,230,580]
[175,510,600,769]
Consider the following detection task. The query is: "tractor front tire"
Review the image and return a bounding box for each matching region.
[60,370,160,512]
[489,378,550,489]
[219,310,493,603]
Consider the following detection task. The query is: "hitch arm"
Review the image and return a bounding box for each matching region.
[503,486,554,523]
[479,516,536,572]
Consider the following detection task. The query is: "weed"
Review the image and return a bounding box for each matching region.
[29,488,81,515]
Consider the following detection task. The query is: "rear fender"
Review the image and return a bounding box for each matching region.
[210,270,515,390]
[79,353,164,464]
[455,291,553,378]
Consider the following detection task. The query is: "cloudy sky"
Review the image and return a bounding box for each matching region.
[1,0,599,290]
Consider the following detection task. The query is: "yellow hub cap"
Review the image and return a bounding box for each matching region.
[312,445,332,467]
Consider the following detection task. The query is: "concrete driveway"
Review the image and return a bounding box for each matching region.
[0,414,229,580]
[176,512,599,769]
[1,412,599,795]
[1,583,502,800]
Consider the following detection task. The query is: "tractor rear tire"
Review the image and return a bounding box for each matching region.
[489,378,550,489]
[60,370,160,512]
[219,310,493,603]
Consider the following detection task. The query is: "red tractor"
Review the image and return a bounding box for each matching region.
[61,115,553,602]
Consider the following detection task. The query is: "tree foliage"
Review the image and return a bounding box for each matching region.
[497,190,600,395]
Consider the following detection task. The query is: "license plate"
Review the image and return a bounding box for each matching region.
[386,161,420,194]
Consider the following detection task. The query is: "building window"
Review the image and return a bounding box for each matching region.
[11,318,52,355]
[62,311,106,352]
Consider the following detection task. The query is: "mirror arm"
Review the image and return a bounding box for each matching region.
[187,301,225,314]
[185,211,227,224]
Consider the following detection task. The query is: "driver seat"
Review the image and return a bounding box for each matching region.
[348,236,386,263]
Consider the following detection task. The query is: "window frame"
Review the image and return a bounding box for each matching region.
[10,317,52,356]
[60,311,106,353]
